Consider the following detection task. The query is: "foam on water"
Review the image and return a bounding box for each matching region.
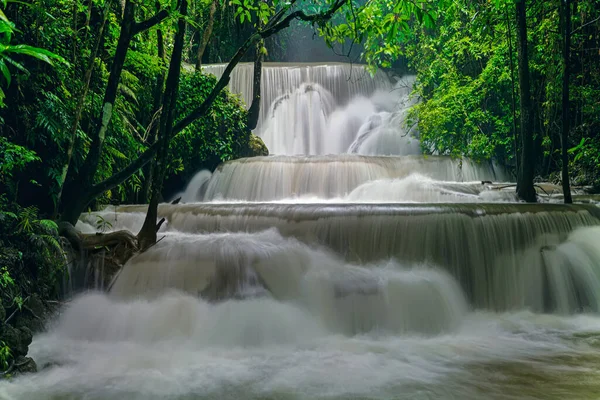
[198,155,509,202]
[4,294,600,400]
[109,229,466,335]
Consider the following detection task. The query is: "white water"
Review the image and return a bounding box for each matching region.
[5,286,600,399]
[203,62,420,156]
[4,63,600,400]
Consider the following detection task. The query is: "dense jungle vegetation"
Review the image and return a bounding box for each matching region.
[0,0,599,374]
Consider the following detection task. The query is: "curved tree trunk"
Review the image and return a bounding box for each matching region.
[54,1,110,218]
[140,2,167,204]
[59,2,169,225]
[138,0,188,249]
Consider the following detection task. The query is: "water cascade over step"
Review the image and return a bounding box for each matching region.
[109,229,466,335]
[202,62,417,155]
[87,203,600,312]
[192,155,510,202]
[202,62,393,124]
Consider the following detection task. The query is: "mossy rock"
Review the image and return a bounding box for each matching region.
[14,356,37,374]
[244,134,269,157]
[15,313,44,334]
[26,294,46,319]
[0,325,32,358]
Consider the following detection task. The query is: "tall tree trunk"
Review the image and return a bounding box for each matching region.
[59,1,169,224]
[140,2,167,204]
[54,1,110,217]
[195,0,217,71]
[247,39,263,130]
[515,0,537,202]
[138,0,188,248]
[504,3,519,174]
[561,0,573,203]
[61,0,136,225]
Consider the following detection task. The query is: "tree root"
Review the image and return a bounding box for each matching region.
[58,209,168,291]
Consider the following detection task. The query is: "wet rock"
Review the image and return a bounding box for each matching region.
[15,313,44,333]
[0,325,32,358]
[13,356,37,374]
[245,134,269,157]
[18,327,32,351]
[26,294,46,320]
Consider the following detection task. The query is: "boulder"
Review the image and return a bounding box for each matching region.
[244,134,269,157]
[13,356,37,374]
[0,325,32,358]
[26,294,46,321]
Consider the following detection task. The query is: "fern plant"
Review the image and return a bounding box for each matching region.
[0,5,67,108]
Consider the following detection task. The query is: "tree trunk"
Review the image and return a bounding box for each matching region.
[54,1,110,217]
[247,40,263,130]
[515,0,537,202]
[504,3,519,174]
[138,0,188,249]
[195,0,217,71]
[61,0,136,224]
[59,1,169,224]
[561,0,573,203]
[140,2,166,204]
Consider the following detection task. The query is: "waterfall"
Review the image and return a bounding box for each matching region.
[81,203,600,312]
[201,62,392,116]
[202,62,420,156]
[196,155,509,202]
[109,229,466,335]
[7,62,600,400]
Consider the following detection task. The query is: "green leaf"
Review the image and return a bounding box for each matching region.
[0,59,10,85]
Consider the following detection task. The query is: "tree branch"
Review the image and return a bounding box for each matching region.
[571,15,600,35]
[264,0,298,30]
[88,0,347,201]
[89,140,161,200]
[173,0,346,135]
[133,9,169,35]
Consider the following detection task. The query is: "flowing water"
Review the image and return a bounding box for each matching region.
[3,63,600,400]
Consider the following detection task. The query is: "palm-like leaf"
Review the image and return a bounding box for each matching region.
[4,44,67,66]
[0,58,9,84]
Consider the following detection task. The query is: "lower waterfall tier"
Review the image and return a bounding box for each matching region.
[80,203,600,312]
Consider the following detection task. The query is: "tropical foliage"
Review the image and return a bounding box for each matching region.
[401,0,600,186]
[0,0,599,372]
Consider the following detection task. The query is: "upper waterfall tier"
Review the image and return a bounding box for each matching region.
[202,62,417,155]
[193,155,510,202]
[202,62,392,116]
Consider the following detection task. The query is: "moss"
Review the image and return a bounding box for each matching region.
[244,134,269,157]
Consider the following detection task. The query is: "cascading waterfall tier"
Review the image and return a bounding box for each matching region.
[195,155,510,202]
[109,229,466,336]
[202,62,419,155]
[202,62,392,120]
[94,203,600,312]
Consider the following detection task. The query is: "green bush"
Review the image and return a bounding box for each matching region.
[165,72,250,193]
